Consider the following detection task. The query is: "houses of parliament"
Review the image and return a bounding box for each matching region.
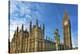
[9,11,72,53]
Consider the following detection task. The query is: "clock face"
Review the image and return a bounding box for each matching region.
[64,21,68,25]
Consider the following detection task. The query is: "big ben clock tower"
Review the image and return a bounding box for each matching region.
[63,11,72,49]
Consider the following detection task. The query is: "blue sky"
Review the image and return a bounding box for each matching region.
[10,1,78,48]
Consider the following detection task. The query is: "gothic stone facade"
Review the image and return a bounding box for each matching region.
[10,20,56,53]
[9,11,72,53]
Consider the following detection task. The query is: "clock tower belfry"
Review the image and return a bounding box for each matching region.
[62,11,72,49]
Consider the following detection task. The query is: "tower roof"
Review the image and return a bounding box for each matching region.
[63,10,70,24]
[63,10,69,20]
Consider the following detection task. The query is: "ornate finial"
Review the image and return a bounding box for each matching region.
[17,26,19,32]
[36,19,38,26]
[64,10,69,20]
[64,10,67,15]
[43,24,45,29]
[43,24,45,34]
[22,24,24,31]
[30,20,32,32]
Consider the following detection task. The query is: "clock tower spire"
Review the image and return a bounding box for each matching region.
[62,10,72,49]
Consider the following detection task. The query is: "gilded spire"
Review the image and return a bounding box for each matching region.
[64,10,68,16]
[63,10,69,20]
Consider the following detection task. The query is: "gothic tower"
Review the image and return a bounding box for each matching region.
[30,20,32,32]
[42,24,45,51]
[34,19,39,51]
[28,21,32,52]
[54,29,60,50]
[62,11,72,49]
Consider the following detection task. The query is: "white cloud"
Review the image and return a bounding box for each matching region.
[9,1,44,41]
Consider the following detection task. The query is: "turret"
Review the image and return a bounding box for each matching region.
[16,26,19,33]
[30,21,32,32]
[36,19,38,27]
[21,24,24,31]
[54,28,60,50]
[43,24,45,35]
[15,26,19,35]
